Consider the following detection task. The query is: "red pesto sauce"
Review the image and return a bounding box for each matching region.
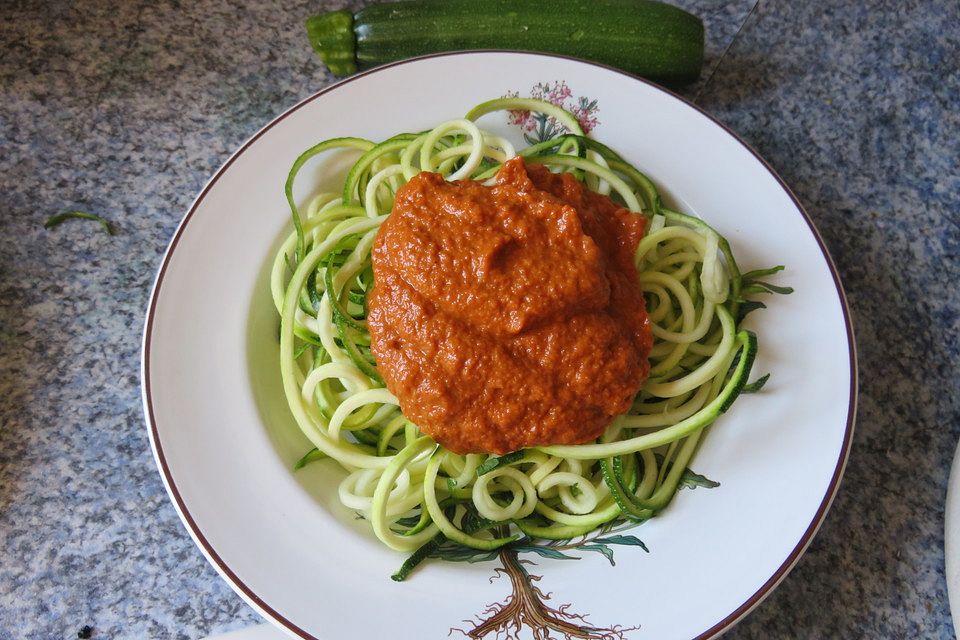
[367,157,652,455]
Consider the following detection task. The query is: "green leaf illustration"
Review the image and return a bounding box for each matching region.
[592,535,649,552]
[431,544,498,564]
[580,544,615,566]
[515,546,579,561]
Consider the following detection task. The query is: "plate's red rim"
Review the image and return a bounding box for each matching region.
[140,49,857,640]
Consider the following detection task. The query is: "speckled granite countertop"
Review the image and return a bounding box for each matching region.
[1,0,957,638]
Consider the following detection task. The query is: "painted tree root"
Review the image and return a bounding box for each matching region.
[452,548,639,640]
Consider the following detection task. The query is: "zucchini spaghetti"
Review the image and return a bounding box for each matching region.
[271,98,785,576]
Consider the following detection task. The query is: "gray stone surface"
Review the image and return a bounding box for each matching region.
[0,0,956,638]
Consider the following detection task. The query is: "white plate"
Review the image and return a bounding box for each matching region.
[946,442,960,625]
[142,52,856,640]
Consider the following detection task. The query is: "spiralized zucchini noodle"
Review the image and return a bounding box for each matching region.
[272,98,784,573]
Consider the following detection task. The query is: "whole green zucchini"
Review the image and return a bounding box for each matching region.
[306,0,704,85]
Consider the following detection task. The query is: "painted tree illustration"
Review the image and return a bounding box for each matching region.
[430,463,720,639]
[451,545,640,640]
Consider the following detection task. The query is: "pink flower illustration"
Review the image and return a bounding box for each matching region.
[572,96,600,134]
[503,90,530,128]
[504,81,601,143]
[547,80,573,106]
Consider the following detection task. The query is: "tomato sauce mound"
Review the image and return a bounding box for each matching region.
[367,157,652,454]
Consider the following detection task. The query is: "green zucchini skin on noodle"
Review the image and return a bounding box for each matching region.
[306,0,704,85]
